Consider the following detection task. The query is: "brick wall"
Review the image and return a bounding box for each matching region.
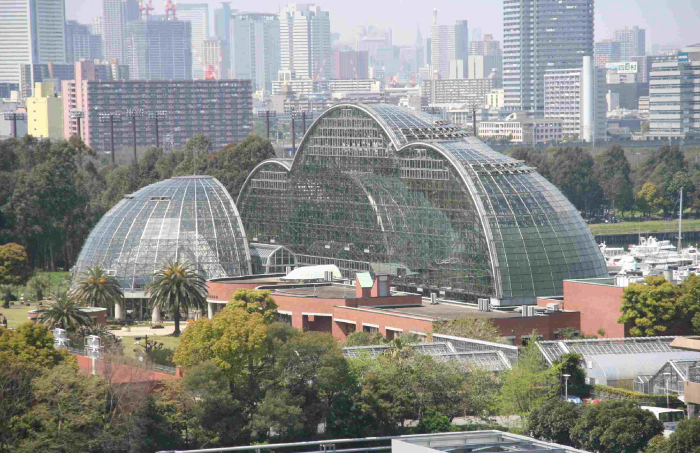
[492,311,581,344]
[562,280,625,338]
[331,306,435,341]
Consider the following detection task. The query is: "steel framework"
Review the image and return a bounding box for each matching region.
[237,104,606,305]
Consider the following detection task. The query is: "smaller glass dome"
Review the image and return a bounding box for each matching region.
[72,176,251,293]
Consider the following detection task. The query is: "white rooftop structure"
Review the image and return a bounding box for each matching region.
[280,264,342,281]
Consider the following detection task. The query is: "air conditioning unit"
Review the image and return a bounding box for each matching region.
[324,271,333,282]
[430,293,438,305]
[478,298,491,312]
[546,302,561,311]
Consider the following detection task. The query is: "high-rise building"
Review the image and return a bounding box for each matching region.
[470,34,500,56]
[103,0,139,64]
[454,20,469,63]
[202,39,226,80]
[177,3,210,80]
[26,81,63,139]
[280,4,331,81]
[647,45,700,140]
[20,62,75,98]
[63,79,252,154]
[65,20,103,63]
[415,26,424,77]
[503,0,594,111]
[594,40,621,67]
[614,26,646,60]
[230,12,280,91]
[467,55,503,81]
[544,56,606,142]
[92,16,103,35]
[125,20,193,80]
[0,0,67,86]
[421,78,495,105]
[331,51,369,79]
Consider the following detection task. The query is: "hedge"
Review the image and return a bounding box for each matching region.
[593,384,684,408]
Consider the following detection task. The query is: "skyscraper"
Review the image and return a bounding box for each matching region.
[454,20,469,63]
[103,0,139,64]
[65,21,103,63]
[214,2,233,42]
[614,26,646,60]
[503,0,594,111]
[92,17,103,35]
[594,40,621,67]
[430,11,469,80]
[125,20,192,80]
[279,4,331,81]
[0,0,66,87]
[470,34,500,56]
[178,3,210,79]
[415,26,424,74]
[231,12,280,91]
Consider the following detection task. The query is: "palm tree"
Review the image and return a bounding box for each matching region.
[146,261,206,335]
[38,292,93,331]
[72,265,124,316]
[27,274,51,302]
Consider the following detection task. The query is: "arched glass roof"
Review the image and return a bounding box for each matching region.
[237,104,606,305]
[73,176,251,293]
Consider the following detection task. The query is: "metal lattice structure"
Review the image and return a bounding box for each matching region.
[341,342,512,373]
[249,243,297,275]
[537,336,682,365]
[72,176,251,294]
[237,103,606,306]
[649,359,700,396]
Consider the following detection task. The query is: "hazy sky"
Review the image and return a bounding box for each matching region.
[68,0,699,47]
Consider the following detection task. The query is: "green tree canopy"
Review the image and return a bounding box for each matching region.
[528,400,582,446]
[37,293,93,331]
[146,261,207,335]
[227,288,278,323]
[0,243,30,285]
[432,316,503,343]
[0,322,65,371]
[72,264,123,310]
[549,147,602,216]
[618,275,684,336]
[594,144,634,213]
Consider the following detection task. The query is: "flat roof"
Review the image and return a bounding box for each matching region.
[209,275,285,285]
[379,300,520,320]
[270,284,359,299]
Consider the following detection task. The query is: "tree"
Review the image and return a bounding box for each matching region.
[146,261,207,335]
[0,243,30,285]
[569,400,663,453]
[72,264,124,312]
[528,400,582,446]
[594,145,634,215]
[636,182,660,217]
[666,418,700,453]
[227,288,278,323]
[207,134,276,198]
[37,293,93,331]
[552,353,588,396]
[549,147,603,216]
[618,276,683,336]
[27,274,51,302]
[416,411,453,434]
[432,316,503,343]
[344,331,386,346]
[509,147,550,179]
[497,333,559,415]
[677,275,700,335]
[0,322,65,371]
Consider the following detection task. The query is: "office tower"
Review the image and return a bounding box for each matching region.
[544,56,606,142]
[26,81,63,139]
[20,63,74,98]
[92,17,103,35]
[230,12,280,91]
[178,3,210,80]
[426,38,431,66]
[125,20,192,80]
[103,0,139,64]
[470,34,500,56]
[65,21,103,63]
[0,0,66,86]
[467,55,503,80]
[214,2,232,41]
[647,45,700,140]
[202,39,225,79]
[421,78,495,105]
[280,4,331,81]
[614,26,645,60]
[64,79,252,153]
[503,0,594,111]
[416,26,424,76]
[594,40,621,67]
[470,28,482,42]
[331,51,369,79]
[454,20,469,63]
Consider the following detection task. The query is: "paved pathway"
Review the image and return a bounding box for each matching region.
[108,324,189,337]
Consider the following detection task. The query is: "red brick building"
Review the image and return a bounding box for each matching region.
[207,274,581,345]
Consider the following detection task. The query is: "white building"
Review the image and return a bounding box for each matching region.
[429,10,465,80]
[280,4,331,81]
[467,55,502,80]
[103,0,139,64]
[231,12,280,91]
[544,56,606,142]
[478,112,563,145]
[422,78,495,106]
[92,16,103,35]
[486,89,504,109]
[613,26,646,60]
[0,0,67,86]
[177,3,210,80]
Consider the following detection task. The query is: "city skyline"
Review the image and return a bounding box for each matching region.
[64,0,700,48]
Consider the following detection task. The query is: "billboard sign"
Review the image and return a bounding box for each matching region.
[678,52,689,62]
[606,61,638,73]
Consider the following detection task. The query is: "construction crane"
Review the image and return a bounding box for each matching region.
[164,0,177,20]
[138,0,154,20]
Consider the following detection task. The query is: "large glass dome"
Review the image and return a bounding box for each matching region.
[72,176,251,294]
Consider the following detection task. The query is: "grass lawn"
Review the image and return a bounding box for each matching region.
[0,305,32,329]
[588,219,700,235]
[120,334,181,359]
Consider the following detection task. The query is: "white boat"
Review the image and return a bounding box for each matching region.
[599,242,625,260]
[629,237,678,259]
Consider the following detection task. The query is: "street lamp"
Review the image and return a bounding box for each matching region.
[147,110,168,149]
[3,111,26,138]
[124,108,144,164]
[562,373,571,401]
[257,110,277,140]
[664,372,672,408]
[99,112,123,165]
[70,110,85,138]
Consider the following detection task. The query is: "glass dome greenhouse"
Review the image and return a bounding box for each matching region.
[72,176,251,294]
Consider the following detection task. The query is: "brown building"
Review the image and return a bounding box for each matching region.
[207,273,581,345]
[331,50,369,79]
